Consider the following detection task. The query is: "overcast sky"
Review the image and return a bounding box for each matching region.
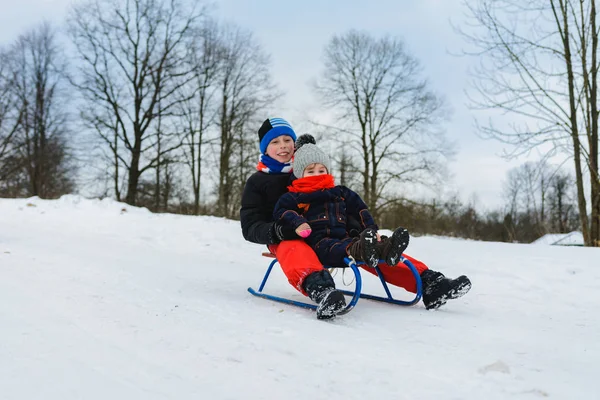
[0,0,542,210]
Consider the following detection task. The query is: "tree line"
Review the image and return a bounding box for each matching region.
[0,0,594,245]
[378,160,580,243]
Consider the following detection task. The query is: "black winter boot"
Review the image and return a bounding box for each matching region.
[302,270,347,319]
[421,269,472,310]
[375,227,410,266]
[346,228,379,268]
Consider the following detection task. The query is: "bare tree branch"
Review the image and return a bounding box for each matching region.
[314,30,452,220]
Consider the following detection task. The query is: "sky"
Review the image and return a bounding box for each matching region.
[1,195,598,399]
[0,0,544,210]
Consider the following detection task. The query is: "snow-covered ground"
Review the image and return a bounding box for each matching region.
[1,196,598,400]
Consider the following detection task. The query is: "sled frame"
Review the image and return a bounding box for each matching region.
[247,253,422,314]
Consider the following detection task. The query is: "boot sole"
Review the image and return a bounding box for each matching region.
[362,228,379,268]
[385,228,410,266]
[425,276,472,310]
[448,276,472,299]
[316,290,347,319]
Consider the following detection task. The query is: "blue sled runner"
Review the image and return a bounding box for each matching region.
[248,253,423,315]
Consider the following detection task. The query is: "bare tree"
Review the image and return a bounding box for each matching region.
[0,49,22,183]
[315,30,451,220]
[503,161,552,239]
[334,150,360,188]
[460,0,600,246]
[135,153,180,211]
[149,101,181,211]
[68,0,204,205]
[502,159,580,241]
[0,22,73,198]
[83,102,127,201]
[503,167,522,242]
[178,20,222,215]
[213,25,279,218]
[519,161,552,231]
[548,171,579,232]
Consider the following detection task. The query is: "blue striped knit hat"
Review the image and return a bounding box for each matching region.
[258,118,297,154]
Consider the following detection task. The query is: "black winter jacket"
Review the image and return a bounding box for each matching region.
[273,185,378,249]
[240,171,293,245]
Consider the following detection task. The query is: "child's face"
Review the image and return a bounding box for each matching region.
[266,135,294,163]
[303,163,328,178]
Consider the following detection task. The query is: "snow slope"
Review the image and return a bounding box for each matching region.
[1,196,598,400]
[531,231,584,246]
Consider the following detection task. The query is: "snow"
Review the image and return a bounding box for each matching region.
[532,231,584,246]
[1,195,599,399]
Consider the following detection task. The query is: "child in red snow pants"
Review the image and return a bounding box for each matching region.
[269,239,429,294]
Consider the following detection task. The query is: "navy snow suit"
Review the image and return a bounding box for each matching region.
[273,185,378,268]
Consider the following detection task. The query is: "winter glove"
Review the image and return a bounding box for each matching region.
[295,134,316,151]
[295,222,312,238]
[272,221,300,243]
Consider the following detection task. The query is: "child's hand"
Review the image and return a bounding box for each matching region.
[295,223,312,238]
[376,233,381,242]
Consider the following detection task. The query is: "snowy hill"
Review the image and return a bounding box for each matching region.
[1,196,598,400]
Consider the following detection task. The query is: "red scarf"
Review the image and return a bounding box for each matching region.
[288,174,335,193]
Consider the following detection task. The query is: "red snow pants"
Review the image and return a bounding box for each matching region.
[268,239,429,295]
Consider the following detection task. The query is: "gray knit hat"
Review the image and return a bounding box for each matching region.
[293,143,331,178]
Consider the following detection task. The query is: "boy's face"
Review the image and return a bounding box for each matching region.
[266,135,294,163]
[303,163,328,178]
